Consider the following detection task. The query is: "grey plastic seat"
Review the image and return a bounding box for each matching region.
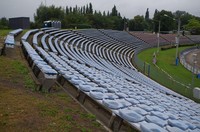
[125,98,140,105]
[140,122,168,132]
[168,119,189,130]
[128,107,148,116]
[63,73,75,80]
[90,87,108,93]
[115,92,129,98]
[9,28,23,36]
[145,115,167,127]
[5,35,15,48]
[150,111,169,120]
[119,109,144,123]
[166,126,185,132]
[104,93,119,100]
[102,99,122,110]
[70,77,85,85]
[78,84,93,92]
[137,104,154,112]
[89,91,104,100]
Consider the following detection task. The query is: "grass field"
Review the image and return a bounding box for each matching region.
[0,29,11,37]
[137,46,200,102]
[0,29,28,37]
[0,35,106,131]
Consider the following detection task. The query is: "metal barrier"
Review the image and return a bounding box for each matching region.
[180,47,200,74]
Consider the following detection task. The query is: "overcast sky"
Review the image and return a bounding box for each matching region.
[0,0,199,21]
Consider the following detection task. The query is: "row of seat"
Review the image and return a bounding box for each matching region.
[22,28,200,132]
[21,29,58,92]
[4,28,23,48]
[99,29,147,48]
[75,30,136,68]
[9,28,23,36]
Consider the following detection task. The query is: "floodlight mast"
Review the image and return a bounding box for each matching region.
[164,14,181,66]
[176,18,181,65]
[157,21,161,53]
[153,19,161,53]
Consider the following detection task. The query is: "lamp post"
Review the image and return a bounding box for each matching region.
[175,18,181,66]
[157,21,161,53]
[153,20,161,53]
[192,53,197,88]
[164,14,181,66]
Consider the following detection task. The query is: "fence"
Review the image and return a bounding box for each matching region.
[180,47,200,75]
[133,46,196,101]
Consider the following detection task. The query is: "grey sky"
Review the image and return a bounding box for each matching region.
[0,0,199,21]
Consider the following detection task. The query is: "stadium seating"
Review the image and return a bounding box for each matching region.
[21,30,58,92]
[21,29,39,41]
[33,31,44,45]
[187,35,200,44]
[21,28,200,132]
[5,35,15,48]
[131,31,195,46]
[9,28,23,36]
[4,29,23,48]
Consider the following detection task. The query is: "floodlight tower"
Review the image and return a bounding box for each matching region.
[157,20,161,53]
[152,20,161,53]
[164,14,181,66]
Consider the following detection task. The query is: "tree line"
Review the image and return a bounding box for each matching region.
[0,3,200,34]
[33,3,200,34]
[33,3,124,30]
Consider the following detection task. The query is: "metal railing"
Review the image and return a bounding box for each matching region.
[180,47,200,74]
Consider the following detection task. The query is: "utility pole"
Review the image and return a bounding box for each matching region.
[175,18,181,66]
[157,21,161,53]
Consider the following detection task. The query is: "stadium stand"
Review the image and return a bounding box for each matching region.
[20,28,200,132]
[131,32,169,46]
[131,31,195,47]
[187,35,200,44]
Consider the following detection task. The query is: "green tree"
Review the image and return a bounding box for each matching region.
[145,8,149,21]
[128,19,135,31]
[185,19,200,35]
[111,5,118,16]
[34,4,64,27]
[0,17,9,29]
[153,10,175,32]
[173,10,195,30]
[89,3,93,14]
[134,15,145,31]
[144,8,151,31]
[66,6,69,14]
